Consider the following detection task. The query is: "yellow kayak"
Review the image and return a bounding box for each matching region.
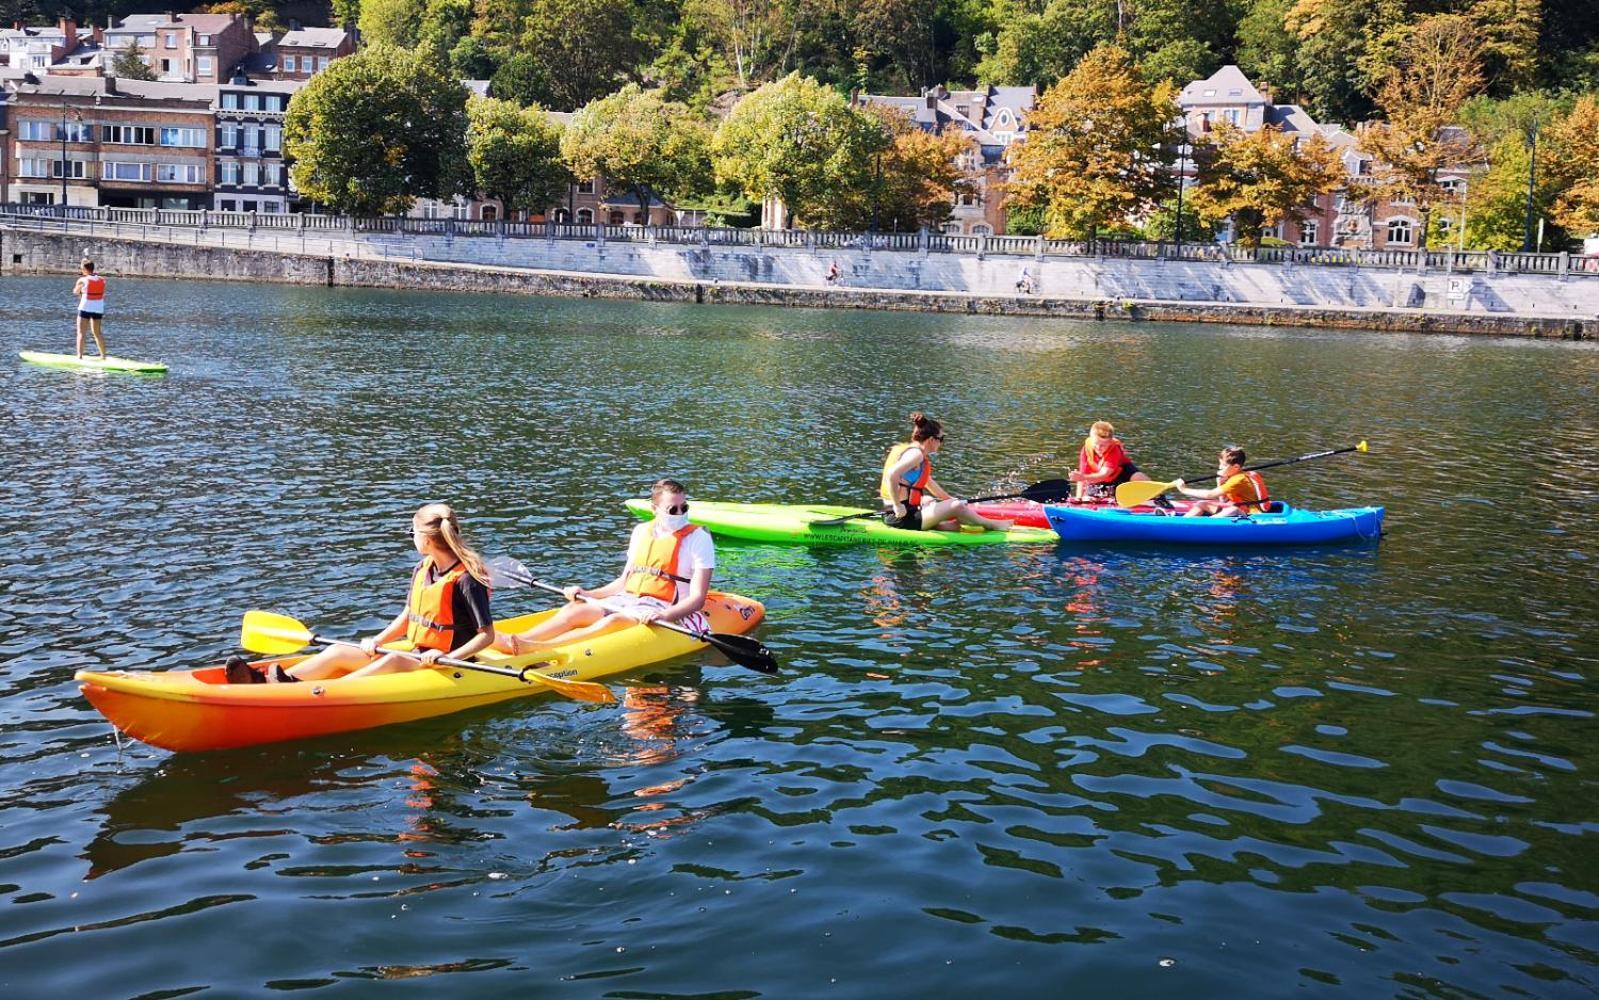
[77,591,765,752]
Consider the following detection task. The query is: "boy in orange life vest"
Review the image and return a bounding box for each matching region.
[495,479,715,655]
[231,503,496,683]
[72,260,108,360]
[1174,447,1271,517]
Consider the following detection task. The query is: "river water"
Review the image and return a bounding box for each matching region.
[2,276,1597,997]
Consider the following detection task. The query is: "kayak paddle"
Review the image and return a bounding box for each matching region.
[238,609,618,704]
[486,556,779,675]
[1115,441,1370,508]
[811,477,1075,527]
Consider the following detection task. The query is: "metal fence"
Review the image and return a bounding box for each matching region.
[4,203,1596,277]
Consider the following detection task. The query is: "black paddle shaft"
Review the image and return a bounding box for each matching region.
[1176,445,1365,485]
[815,478,1075,526]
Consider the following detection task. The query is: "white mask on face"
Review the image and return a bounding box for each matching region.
[660,512,690,531]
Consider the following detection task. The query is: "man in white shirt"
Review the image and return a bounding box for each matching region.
[497,479,715,654]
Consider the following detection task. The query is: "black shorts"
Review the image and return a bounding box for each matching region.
[78,309,105,320]
[883,507,923,531]
[1083,462,1140,500]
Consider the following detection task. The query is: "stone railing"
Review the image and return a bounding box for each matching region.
[4,203,1596,278]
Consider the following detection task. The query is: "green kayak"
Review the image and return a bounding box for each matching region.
[624,499,1058,547]
[20,351,167,374]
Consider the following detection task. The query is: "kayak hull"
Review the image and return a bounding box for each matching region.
[20,350,167,374]
[624,499,1057,546]
[973,497,1192,528]
[1044,502,1385,545]
[76,591,764,752]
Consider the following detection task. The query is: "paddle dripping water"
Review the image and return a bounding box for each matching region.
[3,277,1597,996]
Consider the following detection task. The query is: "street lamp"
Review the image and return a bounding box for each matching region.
[1174,135,1188,257]
[59,100,69,209]
[1522,116,1539,253]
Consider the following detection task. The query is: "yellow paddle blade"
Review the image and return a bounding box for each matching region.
[523,671,617,704]
[240,609,315,655]
[1357,440,1369,453]
[1116,479,1179,508]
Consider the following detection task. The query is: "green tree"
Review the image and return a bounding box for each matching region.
[466,95,570,215]
[285,44,472,215]
[1356,15,1486,249]
[357,0,425,47]
[976,0,1116,87]
[685,0,794,90]
[1238,0,1306,104]
[807,105,975,231]
[560,84,714,219]
[520,0,643,109]
[712,73,889,227]
[1187,122,1344,247]
[1005,45,1179,239]
[333,0,362,26]
[491,55,553,108]
[419,0,475,54]
[1551,96,1599,240]
[112,40,158,81]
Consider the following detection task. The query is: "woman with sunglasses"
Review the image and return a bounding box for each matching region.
[495,479,714,654]
[229,503,496,683]
[880,412,1013,532]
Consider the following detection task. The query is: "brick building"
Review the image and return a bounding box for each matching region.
[104,13,254,85]
[271,27,353,80]
[213,76,301,213]
[7,75,215,209]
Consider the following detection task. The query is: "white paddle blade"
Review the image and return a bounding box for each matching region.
[486,555,533,590]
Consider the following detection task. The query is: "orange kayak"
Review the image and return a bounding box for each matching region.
[77,591,765,752]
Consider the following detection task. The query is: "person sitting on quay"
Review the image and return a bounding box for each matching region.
[1173,447,1271,517]
[230,503,496,683]
[1070,420,1152,501]
[495,479,714,655]
[880,412,1013,533]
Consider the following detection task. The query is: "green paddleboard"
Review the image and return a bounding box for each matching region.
[624,499,1058,547]
[19,351,168,374]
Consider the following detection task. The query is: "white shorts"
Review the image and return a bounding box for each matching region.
[596,594,709,635]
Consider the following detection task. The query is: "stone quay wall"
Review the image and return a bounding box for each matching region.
[2,225,1590,339]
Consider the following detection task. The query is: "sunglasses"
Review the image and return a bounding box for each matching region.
[663,502,690,515]
[930,434,945,442]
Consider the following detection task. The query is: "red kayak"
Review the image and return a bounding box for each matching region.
[973,496,1192,528]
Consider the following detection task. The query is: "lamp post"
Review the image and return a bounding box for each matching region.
[59,100,69,209]
[1522,117,1539,253]
[1174,134,1188,257]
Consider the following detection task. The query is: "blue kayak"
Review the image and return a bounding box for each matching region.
[1044,502,1385,545]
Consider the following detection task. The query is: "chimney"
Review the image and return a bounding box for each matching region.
[59,17,77,38]
[1259,83,1273,104]
[104,75,117,94]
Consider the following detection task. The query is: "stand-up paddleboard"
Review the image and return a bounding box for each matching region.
[19,351,168,374]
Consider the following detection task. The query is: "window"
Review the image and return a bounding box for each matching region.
[222,92,238,109]
[63,122,93,142]
[197,56,211,76]
[282,55,296,73]
[160,58,173,75]
[317,57,329,71]
[576,208,593,224]
[18,157,51,177]
[940,221,962,234]
[608,210,625,225]
[157,162,204,183]
[260,202,280,213]
[972,224,992,236]
[138,34,156,48]
[1299,220,1319,245]
[51,159,90,179]
[577,179,595,194]
[220,199,236,211]
[220,124,238,148]
[243,162,260,186]
[482,205,497,221]
[161,127,206,147]
[554,209,570,223]
[1386,217,1413,245]
[104,161,154,181]
[245,94,260,111]
[19,120,53,141]
[164,32,177,49]
[103,125,157,145]
[1356,159,1371,176]
[220,162,241,184]
[265,126,282,152]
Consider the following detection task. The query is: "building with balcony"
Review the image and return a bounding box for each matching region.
[6,75,215,209]
[104,13,254,85]
[213,77,301,213]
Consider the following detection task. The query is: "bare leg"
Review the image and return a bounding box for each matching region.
[284,644,375,680]
[1184,500,1223,518]
[921,498,1012,532]
[339,651,425,680]
[75,316,87,359]
[494,602,606,653]
[522,612,636,648]
[89,318,107,357]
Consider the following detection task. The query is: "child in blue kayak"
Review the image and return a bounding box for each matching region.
[1174,447,1271,517]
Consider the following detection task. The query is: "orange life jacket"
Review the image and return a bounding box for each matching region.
[880,442,932,507]
[404,557,468,652]
[624,524,700,602]
[1223,471,1271,511]
[82,275,105,302]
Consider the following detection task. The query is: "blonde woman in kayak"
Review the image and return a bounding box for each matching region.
[230,503,496,683]
[881,412,1012,532]
[495,479,714,654]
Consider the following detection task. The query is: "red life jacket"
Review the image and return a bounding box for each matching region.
[880,442,932,507]
[624,524,700,602]
[404,558,468,652]
[82,275,106,302]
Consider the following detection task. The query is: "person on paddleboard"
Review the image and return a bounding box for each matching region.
[1069,420,1151,501]
[73,260,108,360]
[880,412,1013,532]
[1173,446,1272,517]
[495,479,714,655]
[227,503,496,683]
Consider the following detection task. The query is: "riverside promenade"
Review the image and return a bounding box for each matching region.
[4,206,1596,337]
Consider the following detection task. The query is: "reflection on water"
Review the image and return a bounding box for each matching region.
[2,278,1597,995]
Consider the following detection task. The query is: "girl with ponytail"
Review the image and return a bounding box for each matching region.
[879,412,1013,533]
[231,503,497,683]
